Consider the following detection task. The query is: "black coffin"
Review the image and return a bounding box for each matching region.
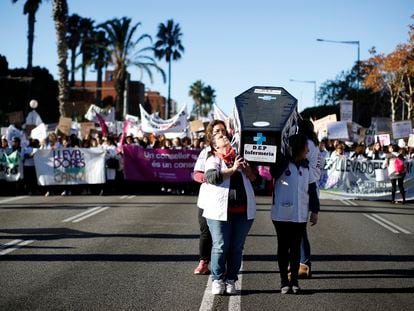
[233,86,299,166]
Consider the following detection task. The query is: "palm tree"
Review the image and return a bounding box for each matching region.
[202,85,216,116]
[154,19,184,118]
[66,13,81,86]
[100,17,165,118]
[52,0,69,116]
[189,80,204,118]
[79,17,95,88]
[92,30,111,105]
[12,0,43,76]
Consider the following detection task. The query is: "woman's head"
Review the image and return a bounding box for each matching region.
[206,120,227,146]
[288,134,309,161]
[336,143,345,155]
[298,119,318,145]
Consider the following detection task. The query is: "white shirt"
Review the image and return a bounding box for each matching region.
[271,162,310,223]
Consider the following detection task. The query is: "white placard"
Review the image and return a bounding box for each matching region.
[243,144,277,163]
[340,100,353,122]
[375,134,391,146]
[30,123,48,142]
[392,120,412,139]
[327,121,349,140]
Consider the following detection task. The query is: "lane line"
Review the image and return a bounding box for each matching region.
[127,195,136,199]
[120,195,128,199]
[370,214,411,234]
[228,262,243,311]
[0,240,34,256]
[62,206,102,223]
[72,206,110,223]
[347,200,358,206]
[341,200,351,206]
[363,213,400,234]
[0,239,23,249]
[199,275,214,311]
[0,196,28,204]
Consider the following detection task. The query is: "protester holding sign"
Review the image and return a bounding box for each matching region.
[198,120,257,295]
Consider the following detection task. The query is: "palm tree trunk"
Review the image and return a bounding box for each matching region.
[81,63,86,88]
[70,48,76,86]
[27,11,35,75]
[115,69,126,119]
[53,0,69,117]
[96,64,103,105]
[167,59,171,119]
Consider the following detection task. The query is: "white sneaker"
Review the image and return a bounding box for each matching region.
[281,286,290,294]
[225,280,237,295]
[211,279,225,295]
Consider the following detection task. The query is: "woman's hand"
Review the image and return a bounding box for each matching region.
[232,156,244,172]
[310,212,318,226]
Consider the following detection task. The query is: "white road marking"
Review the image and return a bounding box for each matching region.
[347,200,358,206]
[341,199,358,206]
[228,262,243,311]
[341,200,351,206]
[62,206,103,223]
[199,275,214,311]
[0,239,23,249]
[0,240,34,256]
[370,214,411,234]
[127,195,136,199]
[364,213,399,234]
[120,195,128,199]
[72,206,110,223]
[0,196,28,204]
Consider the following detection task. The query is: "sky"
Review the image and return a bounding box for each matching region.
[0,0,412,116]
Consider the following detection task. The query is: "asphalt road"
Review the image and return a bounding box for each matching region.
[0,195,413,311]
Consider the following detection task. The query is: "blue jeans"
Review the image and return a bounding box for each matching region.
[207,215,253,281]
[300,226,311,267]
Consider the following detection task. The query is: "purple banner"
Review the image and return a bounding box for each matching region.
[123,145,201,182]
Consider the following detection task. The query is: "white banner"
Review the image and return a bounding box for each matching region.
[392,120,412,139]
[320,158,414,201]
[139,104,188,134]
[34,148,106,185]
[213,104,228,121]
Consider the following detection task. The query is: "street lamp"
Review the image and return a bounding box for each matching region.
[317,38,360,121]
[290,79,317,107]
[316,38,360,87]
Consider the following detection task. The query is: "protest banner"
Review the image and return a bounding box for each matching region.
[339,100,353,122]
[375,134,391,146]
[80,122,95,138]
[123,145,200,182]
[84,104,115,123]
[30,123,48,142]
[190,120,205,133]
[312,114,337,140]
[6,125,22,143]
[0,150,23,181]
[320,158,414,201]
[213,104,228,121]
[392,120,412,139]
[408,134,414,147]
[327,121,349,140]
[371,117,392,134]
[57,117,72,136]
[34,148,106,185]
[139,104,188,134]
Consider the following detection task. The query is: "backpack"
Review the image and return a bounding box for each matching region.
[394,157,405,174]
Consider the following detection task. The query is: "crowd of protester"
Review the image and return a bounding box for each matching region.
[0,128,412,198]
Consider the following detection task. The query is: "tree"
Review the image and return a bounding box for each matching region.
[100,17,165,118]
[12,0,43,76]
[364,47,405,122]
[154,19,184,118]
[189,80,216,118]
[66,13,81,86]
[201,85,216,116]
[92,30,111,105]
[52,0,69,117]
[189,80,204,118]
[79,17,95,88]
